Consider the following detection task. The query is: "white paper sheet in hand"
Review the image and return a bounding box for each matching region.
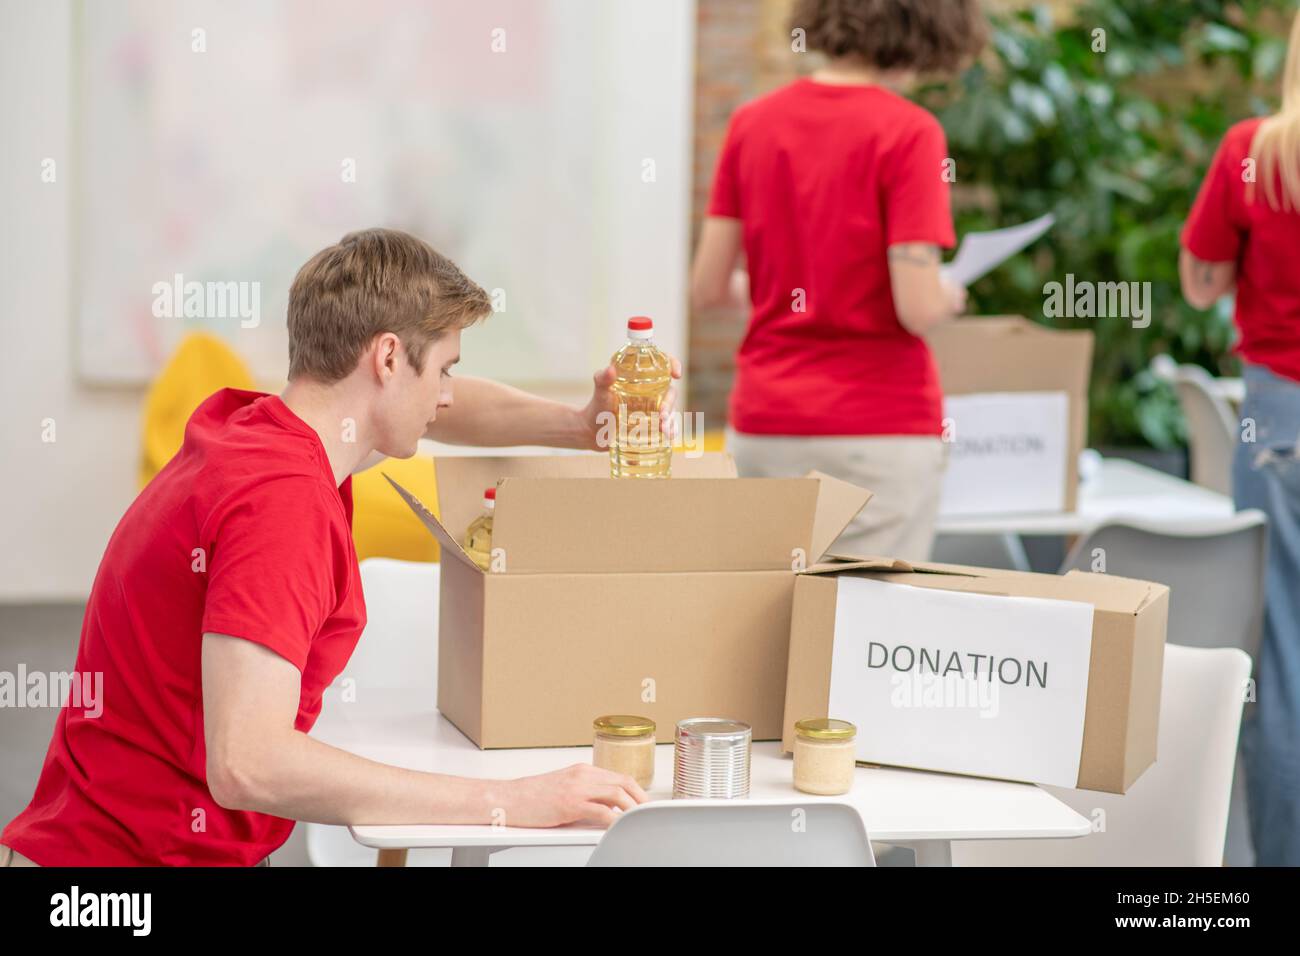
[826,576,1095,788]
[941,213,1055,287]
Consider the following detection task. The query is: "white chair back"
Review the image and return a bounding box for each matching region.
[953,645,1251,866]
[307,558,438,867]
[344,557,439,694]
[1059,511,1266,660]
[586,800,876,867]
[1171,363,1237,495]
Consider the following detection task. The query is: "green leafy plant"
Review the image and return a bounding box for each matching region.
[916,0,1291,448]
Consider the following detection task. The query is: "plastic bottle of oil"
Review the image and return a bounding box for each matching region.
[462,487,495,571]
[610,316,672,478]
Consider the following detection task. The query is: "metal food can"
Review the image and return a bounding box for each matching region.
[672,717,752,799]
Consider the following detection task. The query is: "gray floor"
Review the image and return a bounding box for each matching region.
[0,602,311,866]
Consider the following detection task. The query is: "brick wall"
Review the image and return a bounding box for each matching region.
[689,0,801,428]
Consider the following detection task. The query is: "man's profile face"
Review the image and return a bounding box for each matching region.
[375,327,460,458]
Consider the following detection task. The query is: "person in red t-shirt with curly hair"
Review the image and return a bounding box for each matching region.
[691,0,986,561]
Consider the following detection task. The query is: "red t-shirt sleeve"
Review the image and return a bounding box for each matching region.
[200,476,346,672]
[708,112,744,219]
[1181,131,1245,262]
[882,115,957,249]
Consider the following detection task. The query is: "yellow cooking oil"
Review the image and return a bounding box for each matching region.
[462,487,495,570]
[610,316,672,478]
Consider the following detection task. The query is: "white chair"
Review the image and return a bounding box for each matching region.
[1059,513,1266,867]
[1059,512,1267,660]
[1153,358,1238,495]
[930,532,1029,570]
[306,558,440,866]
[586,800,876,867]
[335,557,440,693]
[953,645,1251,866]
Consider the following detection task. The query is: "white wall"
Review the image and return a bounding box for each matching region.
[72,0,696,390]
[0,0,142,603]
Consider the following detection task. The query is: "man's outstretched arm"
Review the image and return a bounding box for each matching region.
[425,375,596,449]
[201,633,645,828]
[425,361,683,450]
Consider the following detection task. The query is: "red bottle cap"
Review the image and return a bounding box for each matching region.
[627,316,653,331]
[484,487,497,500]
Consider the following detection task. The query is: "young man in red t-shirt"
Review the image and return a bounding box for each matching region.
[690,0,985,561]
[1,228,678,866]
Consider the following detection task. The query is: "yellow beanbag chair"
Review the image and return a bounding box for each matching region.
[140,333,255,488]
[351,456,441,563]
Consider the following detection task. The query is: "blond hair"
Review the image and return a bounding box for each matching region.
[287,228,490,383]
[1250,11,1300,211]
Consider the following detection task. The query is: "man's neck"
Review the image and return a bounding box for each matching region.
[280,378,375,486]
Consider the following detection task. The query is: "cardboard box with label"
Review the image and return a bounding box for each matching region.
[386,453,872,749]
[928,316,1094,516]
[782,558,1169,793]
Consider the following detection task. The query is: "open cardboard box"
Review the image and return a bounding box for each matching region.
[386,452,872,748]
[782,556,1169,793]
[929,316,1094,516]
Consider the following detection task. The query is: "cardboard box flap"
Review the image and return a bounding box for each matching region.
[807,471,874,563]
[803,555,917,575]
[383,474,481,572]
[912,565,1161,613]
[799,555,1166,614]
[801,556,988,577]
[800,556,1014,596]
[929,316,1094,395]
[492,477,818,573]
[434,452,737,548]
[1059,569,1168,614]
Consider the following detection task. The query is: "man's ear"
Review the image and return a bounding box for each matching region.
[372,332,401,381]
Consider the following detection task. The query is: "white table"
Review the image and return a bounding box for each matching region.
[311,690,1091,867]
[937,457,1234,538]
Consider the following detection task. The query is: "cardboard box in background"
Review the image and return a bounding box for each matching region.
[387,453,873,749]
[782,558,1168,793]
[929,316,1095,516]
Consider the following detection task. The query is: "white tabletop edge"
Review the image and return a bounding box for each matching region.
[346,818,1094,849]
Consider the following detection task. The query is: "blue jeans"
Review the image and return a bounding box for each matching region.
[1233,363,1300,866]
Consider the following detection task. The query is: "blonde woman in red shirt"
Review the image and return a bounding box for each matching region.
[1181,9,1300,867]
[691,0,986,562]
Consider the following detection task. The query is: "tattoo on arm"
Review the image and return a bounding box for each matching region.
[888,244,941,267]
[1197,260,1217,287]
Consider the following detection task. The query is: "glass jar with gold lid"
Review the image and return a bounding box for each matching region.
[592,715,656,789]
[792,718,857,795]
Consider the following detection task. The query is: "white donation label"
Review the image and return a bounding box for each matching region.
[826,576,1094,787]
[940,391,1069,516]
